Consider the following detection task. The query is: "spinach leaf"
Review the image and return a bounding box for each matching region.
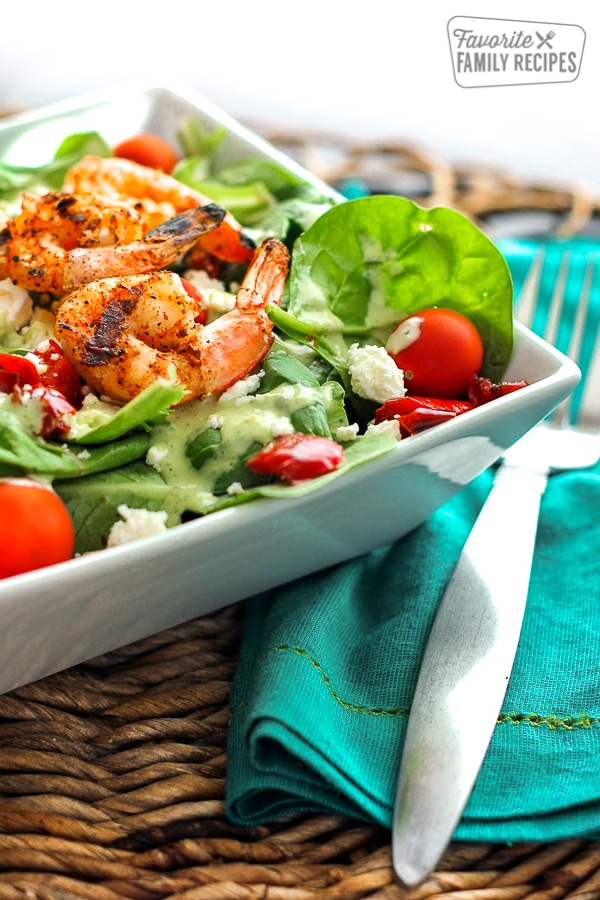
[186,426,222,470]
[212,441,269,494]
[55,461,174,554]
[60,433,150,478]
[176,117,227,159]
[173,163,273,224]
[258,349,321,392]
[284,196,514,381]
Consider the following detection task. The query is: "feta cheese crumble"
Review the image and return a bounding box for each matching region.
[107,505,169,547]
[0,278,33,330]
[366,418,402,440]
[219,371,263,401]
[347,343,406,404]
[336,423,360,442]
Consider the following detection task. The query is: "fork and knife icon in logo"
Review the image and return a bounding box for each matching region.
[536,29,556,48]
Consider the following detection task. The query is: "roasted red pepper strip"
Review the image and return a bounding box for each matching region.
[0,352,39,386]
[374,396,475,438]
[375,396,475,422]
[0,349,77,438]
[33,339,84,408]
[30,386,77,438]
[246,433,345,484]
[468,375,529,405]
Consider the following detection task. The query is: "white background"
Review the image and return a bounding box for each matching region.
[1,1,599,189]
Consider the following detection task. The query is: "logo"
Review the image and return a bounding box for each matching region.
[448,16,585,87]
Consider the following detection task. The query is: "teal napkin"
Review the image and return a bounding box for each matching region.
[225,238,600,842]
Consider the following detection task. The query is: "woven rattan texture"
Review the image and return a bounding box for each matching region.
[251,125,600,238]
[0,604,599,899]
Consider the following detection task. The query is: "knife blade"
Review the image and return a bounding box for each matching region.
[391,464,546,888]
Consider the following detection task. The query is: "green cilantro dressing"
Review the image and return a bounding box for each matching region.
[147,376,326,508]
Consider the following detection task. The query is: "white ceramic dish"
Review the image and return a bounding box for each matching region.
[0,82,580,695]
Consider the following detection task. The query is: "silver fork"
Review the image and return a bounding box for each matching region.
[392,251,600,889]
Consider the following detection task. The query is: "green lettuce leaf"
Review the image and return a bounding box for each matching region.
[69,380,185,445]
[0,131,110,197]
[0,417,148,479]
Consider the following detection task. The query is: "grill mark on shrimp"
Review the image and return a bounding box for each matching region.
[1,194,226,295]
[56,238,290,404]
[82,295,139,365]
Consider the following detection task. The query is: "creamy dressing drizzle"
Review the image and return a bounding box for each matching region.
[148,381,324,505]
[386,315,423,355]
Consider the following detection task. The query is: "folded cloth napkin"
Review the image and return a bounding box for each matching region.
[225,238,600,843]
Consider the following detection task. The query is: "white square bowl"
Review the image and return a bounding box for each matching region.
[0,82,580,694]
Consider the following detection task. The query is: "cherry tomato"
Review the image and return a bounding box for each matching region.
[386,307,484,399]
[0,480,75,579]
[246,433,345,484]
[113,134,179,174]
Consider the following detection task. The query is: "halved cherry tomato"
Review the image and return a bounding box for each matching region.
[0,480,75,579]
[246,433,345,484]
[386,307,484,399]
[113,134,179,174]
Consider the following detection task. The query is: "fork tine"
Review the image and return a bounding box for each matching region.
[542,251,570,348]
[574,261,600,429]
[515,248,544,329]
[515,249,569,346]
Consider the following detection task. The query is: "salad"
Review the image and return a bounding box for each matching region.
[0,120,522,579]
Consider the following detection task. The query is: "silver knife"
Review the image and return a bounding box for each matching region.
[391,465,546,887]
[391,249,593,887]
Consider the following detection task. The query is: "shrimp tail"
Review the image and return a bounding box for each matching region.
[62,203,227,292]
[143,203,225,243]
[193,238,290,397]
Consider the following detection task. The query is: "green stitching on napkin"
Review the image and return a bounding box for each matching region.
[229,644,600,731]
[267,644,410,718]
[497,712,599,730]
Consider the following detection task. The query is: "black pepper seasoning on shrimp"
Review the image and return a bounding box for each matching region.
[55,239,290,405]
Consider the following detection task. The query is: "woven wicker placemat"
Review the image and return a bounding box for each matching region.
[1,118,600,897]
[0,603,599,899]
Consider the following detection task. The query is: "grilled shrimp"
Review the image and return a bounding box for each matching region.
[64,154,255,265]
[55,238,290,405]
[2,192,225,296]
